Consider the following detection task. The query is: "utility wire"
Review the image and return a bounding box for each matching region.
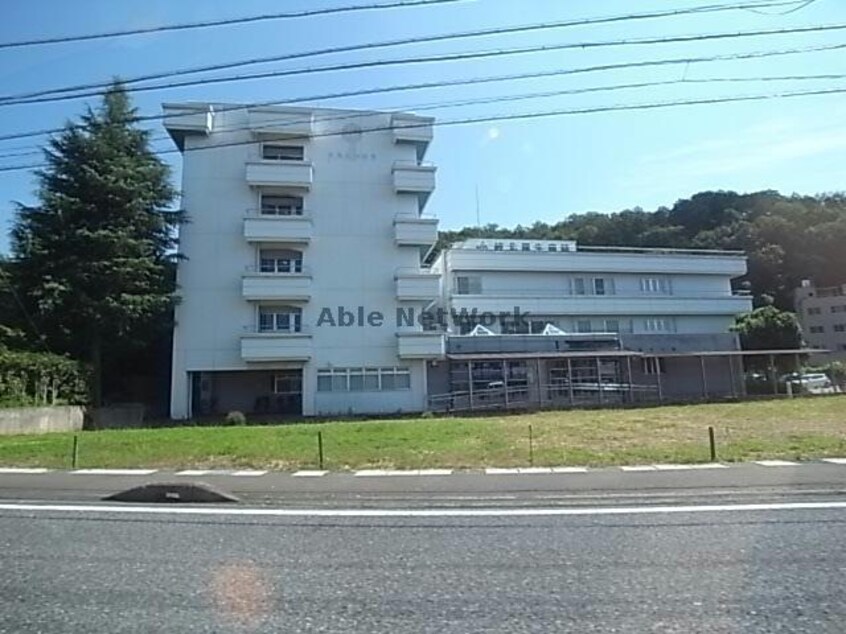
[0,40,843,147]
[2,84,846,174]
[0,0,805,103]
[4,22,846,109]
[10,71,846,159]
[0,0,467,50]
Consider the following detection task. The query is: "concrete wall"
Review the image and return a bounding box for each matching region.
[0,406,84,435]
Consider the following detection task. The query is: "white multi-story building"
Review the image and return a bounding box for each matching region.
[430,238,751,337]
[164,103,441,418]
[425,239,754,408]
[164,103,756,418]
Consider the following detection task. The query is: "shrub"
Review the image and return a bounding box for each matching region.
[0,348,89,407]
[224,410,246,426]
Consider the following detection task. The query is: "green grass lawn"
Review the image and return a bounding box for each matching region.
[1,396,845,470]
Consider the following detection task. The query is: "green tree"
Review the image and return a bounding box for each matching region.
[10,80,180,405]
[733,306,803,351]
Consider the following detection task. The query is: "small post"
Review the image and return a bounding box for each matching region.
[528,424,534,466]
[317,431,324,470]
[71,434,79,469]
[708,426,717,462]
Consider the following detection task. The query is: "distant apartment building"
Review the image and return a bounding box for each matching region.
[164,104,755,419]
[794,280,846,361]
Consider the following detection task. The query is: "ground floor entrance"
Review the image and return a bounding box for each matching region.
[190,369,303,417]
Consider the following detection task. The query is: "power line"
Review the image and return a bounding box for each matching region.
[9,71,846,159]
[0,0,467,50]
[2,83,846,174]
[0,0,803,103]
[0,39,842,152]
[4,22,846,110]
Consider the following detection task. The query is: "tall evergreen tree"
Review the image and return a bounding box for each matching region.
[10,80,180,404]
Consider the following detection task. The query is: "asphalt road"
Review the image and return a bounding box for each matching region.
[2,494,846,632]
[2,462,846,507]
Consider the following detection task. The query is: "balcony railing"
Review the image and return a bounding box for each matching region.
[395,268,440,301]
[246,159,313,188]
[240,328,312,362]
[394,214,438,247]
[241,269,312,301]
[397,330,445,359]
[243,211,313,243]
[392,161,436,195]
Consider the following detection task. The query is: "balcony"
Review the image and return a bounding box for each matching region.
[246,160,313,189]
[394,215,438,248]
[242,270,312,301]
[391,114,433,160]
[396,270,440,301]
[449,294,754,316]
[392,161,435,197]
[241,331,312,362]
[162,104,213,150]
[247,107,313,138]
[243,213,312,243]
[397,331,445,359]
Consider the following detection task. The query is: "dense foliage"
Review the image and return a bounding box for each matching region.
[8,81,181,405]
[733,306,804,351]
[0,348,89,407]
[436,190,846,310]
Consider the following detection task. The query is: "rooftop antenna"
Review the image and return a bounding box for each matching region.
[475,184,481,229]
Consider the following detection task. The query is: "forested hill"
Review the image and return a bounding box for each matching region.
[435,190,846,311]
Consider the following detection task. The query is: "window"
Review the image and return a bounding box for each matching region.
[593,278,606,296]
[547,244,557,252]
[644,317,674,333]
[809,326,825,334]
[501,317,529,334]
[521,242,531,251]
[259,249,303,273]
[574,278,586,295]
[576,320,592,333]
[593,277,614,295]
[258,306,302,333]
[273,373,302,394]
[530,320,547,334]
[604,319,620,333]
[807,307,821,316]
[260,195,303,216]
[262,144,304,161]
[316,367,411,392]
[834,324,846,333]
[641,277,670,294]
[831,305,846,313]
[455,275,482,295]
[641,357,666,375]
[493,242,503,251]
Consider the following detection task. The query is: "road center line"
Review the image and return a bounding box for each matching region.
[1,500,845,518]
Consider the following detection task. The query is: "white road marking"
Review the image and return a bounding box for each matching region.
[754,460,799,467]
[229,470,267,477]
[653,464,728,471]
[292,470,328,477]
[175,470,212,476]
[551,467,589,474]
[620,465,657,472]
[517,467,553,474]
[2,500,846,518]
[71,469,157,476]
[354,469,453,477]
[485,468,520,475]
[822,458,846,465]
[0,467,50,474]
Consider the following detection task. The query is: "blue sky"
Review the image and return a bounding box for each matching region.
[1,0,844,253]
